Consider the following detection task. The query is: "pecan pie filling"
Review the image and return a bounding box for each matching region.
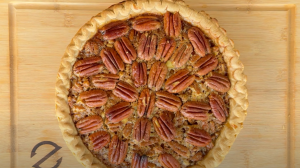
[68,12,231,168]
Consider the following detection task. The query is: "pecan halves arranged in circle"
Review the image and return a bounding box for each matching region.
[113,81,138,102]
[100,47,125,74]
[89,131,110,151]
[100,20,130,40]
[108,135,128,165]
[114,36,137,64]
[137,34,157,60]
[79,90,108,107]
[165,69,195,93]
[106,102,134,123]
[132,62,147,87]
[164,11,182,37]
[156,37,176,62]
[73,56,103,77]
[138,88,155,117]
[158,153,181,168]
[188,27,211,57]
[194,54,218,76]
[167,141,190,158]
[156,91,182,112]
[148,62,168,91]
[133,117,151,142]
[91,73,119,90]
[132,15,161,32]
[168,43,193,68]
[152,112,176,142]
[181,101,211,121]
[209,93,228,122]
[186,127,212,147]
[76,115,103,134]
[132,153,148,168]
[205,72,231,92]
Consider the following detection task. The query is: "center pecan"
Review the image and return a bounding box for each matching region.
[181,101,211,121]
[113,81,138,102]
[164,11,182,37]
[132,15,161,32]
[153,112,176,142]
[132,62,147,87]
[105,102,134,123]
[76,115,103,134]
[148,62,168,91]
[137,34,157,61]
[156,37,176,62]
[138,88,155,117]
[165,69,195,93]
[73,56,103,77]
[100,20,130,40]
[133,117,151,142]
[156,91,182,112]
[79,90,108,107]
[91,73,119,90]
[100,47,125,74]
[188,27,211,57]
[114,36,137,64]
[108,135,128,165]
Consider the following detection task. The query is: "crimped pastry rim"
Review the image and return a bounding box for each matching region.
[55,0,249,167]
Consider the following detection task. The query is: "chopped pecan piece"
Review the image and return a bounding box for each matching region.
[165,69,195,93]
[114,37,137,64]
[132,15,161,32]
[106,102,134,123]
[186,128,212,147]
[164,12,182,37]
[84,40,100,56]
[138,88,155,117]
[73,56,103,77]
[108,135,128,165]
[194,54,218,76]
[132,153,148,168]
[181,101,211,121]
[100,47,124,74]
[122,123,133,138]
[168,141,190,158]
[153,112,176,142]
[113,81,138,102]
[140,137,159,147]
[168,43,193,68]
[91,74,119,90]
[76,115,103,134]
[100,20,130,40]
[132,62,147,87]
[79,90,108,107]
[158,153,180,168]
[190,151,203,161]
[188,27,211,57]
[105,118,123,132]
[89,131,110,151]
[156,91,182,112]
[133,117,151,142]
[137,34,157,60]
[205,72,231,92]
[148,62,168,91]
[156,37,176,62]
[209,93,228,122]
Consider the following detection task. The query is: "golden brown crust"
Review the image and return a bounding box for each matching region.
[55,0,248,168]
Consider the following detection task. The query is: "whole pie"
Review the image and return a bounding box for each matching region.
[55,0,248,168]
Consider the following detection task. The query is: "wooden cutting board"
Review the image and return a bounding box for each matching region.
[1,0,300,167]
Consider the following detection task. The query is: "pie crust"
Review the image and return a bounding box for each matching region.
[55,0,249,167]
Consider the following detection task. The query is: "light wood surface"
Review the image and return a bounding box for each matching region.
[0,0,300,168]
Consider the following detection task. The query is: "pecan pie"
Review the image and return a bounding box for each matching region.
[56,0,248,168]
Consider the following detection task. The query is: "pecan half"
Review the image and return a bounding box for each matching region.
[181,101,211,121]
[133,117,151,142]
[194,54,218,76]
[108,135,128,165]
[164,12,182,37]
[153,112,176,142]
[76,115,103,134]
[132,62,147,87]
[137,88,155,117]
[89,131,110,151]
[132,153,148,168]
[73,56,103,77]
[168,43,193,68]
[132,15,161,32]
[79,90,108,107]
[188,27,211,57]
[148,62,168,91]
[91,73,119,90]
[113,81,138,102]
[165,69,195,93]
[168,141,190,158]
[100,20,130,40]
[156,37,176,62]
[156,91,182,112]
[114,37,137,64]
[100,47,124,74]
[209,93,228,122]
[137,34,157,60]
[186,128,212,147]
[106,102,134,123]
[158,154,180,168]
[205,72,231,92]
